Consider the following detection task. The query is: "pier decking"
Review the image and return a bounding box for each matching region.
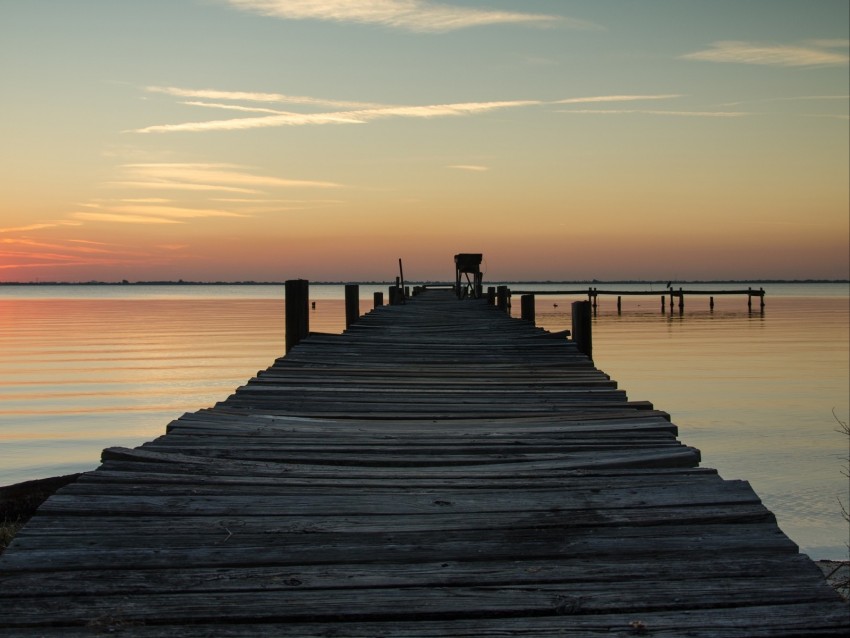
[1,289,846,636]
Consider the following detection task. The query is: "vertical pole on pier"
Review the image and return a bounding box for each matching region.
[388,285,398,305]
[487,287,496,305]
[571,301,593,361]
[710,296,715,311]
[617,296,622,315]
[661,295,666,314]
[374,291,384,308]
[760,288,765,311]
[520,294,535,325]
[285,279,310,354]
[345,284,360,328]
[497,286,510,313]
[748,287,753,312]
[678,288,684,314]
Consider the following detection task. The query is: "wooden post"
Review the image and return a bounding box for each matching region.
[374,291,383,308]
[345,284,359,328]
[710,296,715,311]
[678,288,684,313]
[496,286,510,313]
[388,285,398,305]
[661,295,666,314]
[520,294,535,325]
[760,288,765,311]
[285,279,309,354]
[617,296,622,315]
[487,287,496,305]
[571,300,592,361]
[748,287,753,311]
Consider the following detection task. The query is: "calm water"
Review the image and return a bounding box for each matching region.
[1,283,848,560]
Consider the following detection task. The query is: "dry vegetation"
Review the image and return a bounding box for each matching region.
[0,474,80,556]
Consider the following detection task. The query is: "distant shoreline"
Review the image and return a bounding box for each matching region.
[2,279,848,286]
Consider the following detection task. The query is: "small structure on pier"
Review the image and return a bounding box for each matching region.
[454,253,483,299]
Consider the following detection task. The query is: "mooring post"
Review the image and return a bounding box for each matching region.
[520,294,535,325]
[496,286,510,313]
[710,296,715,311]
[285,279,310,354]
[760,288,765,311]
[344,284,359,328]
[678,288,684,314]
[748,287,753,311]
[571,300,592,361]
[661,295,666,314]
[487,286,496,305]
[374,291,384,308]
[617,296,622,315]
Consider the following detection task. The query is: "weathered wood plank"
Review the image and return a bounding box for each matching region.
[0,288,845,637]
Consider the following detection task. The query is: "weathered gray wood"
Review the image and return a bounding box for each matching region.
[0,288,845,636]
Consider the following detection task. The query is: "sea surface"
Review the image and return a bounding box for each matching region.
[1,282,848,560]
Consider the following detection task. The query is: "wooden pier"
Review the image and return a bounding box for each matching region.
[0,288,846,636]
[511,286,767,314]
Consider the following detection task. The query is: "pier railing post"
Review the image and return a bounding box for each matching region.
[520,294,535,325]
[345,284,360,328]
[571,300,592,361]
[496,286,510,313]
[285,279,310,354]
[374,291,384,308]
[487,287,496,305]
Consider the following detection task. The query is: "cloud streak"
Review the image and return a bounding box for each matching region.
[559,109,746,118]
[683,40,849,67]
[147,86,388,109]
[223,0,573,32]
[133,91,687,134]
[133,100,540,133]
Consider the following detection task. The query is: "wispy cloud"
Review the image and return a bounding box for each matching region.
[559,109,746,118]
[147,86,387,109]
[0,221,82,234]
[78,163,345,226]
[448,164,488,172]
[118,163,342,189]
[223,0,577,33]
[132,100,540,133]
[682,40,849,67]
[71,212,185,224]
[135,90,690,134]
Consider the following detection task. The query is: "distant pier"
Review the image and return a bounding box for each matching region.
[511,285,766,314]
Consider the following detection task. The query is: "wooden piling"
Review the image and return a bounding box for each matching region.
[284,279,309,354]
[487,286,496,305]
[617,296,622,315]
[520,294,535,325]
[373,291,384,308]
[496,286,510,313]
[571,300,592,361]
[345,284,360,328]
[710,296,715,311]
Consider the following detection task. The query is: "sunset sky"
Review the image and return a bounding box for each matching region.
[2,0,848,282]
